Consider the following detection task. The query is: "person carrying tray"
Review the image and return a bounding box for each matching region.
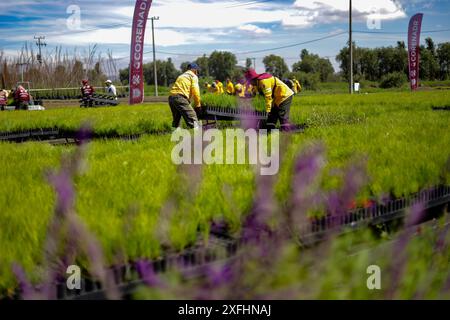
[245,68,294,131]
[169,63,201,130]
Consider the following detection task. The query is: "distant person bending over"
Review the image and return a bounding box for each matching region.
[204,83,211,94]
[234,81,245,98]
[105,80,117,99]
[283,79,296,93]
[81,79,95,107]
[168,63,201,130]
[14,85,31,110]
[292,77,302,94]
[226,78,235,95]
[211,82,218,94]
[245,83,256,98]
[245,68,294,131]
[214,80,224,95]
[0,88,9,111]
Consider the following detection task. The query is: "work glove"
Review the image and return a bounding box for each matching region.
[194,106,202,118]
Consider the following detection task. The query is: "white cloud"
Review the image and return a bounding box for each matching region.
[285,0,406,27]
[114,0,293,29]
[0,0,409,50]
[111,0,406,31]
[237,24,272,35]
[47,27,215,47]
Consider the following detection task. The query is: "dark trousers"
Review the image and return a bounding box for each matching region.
[15,101,29,110]
[169,95,198,128]
[81,95,94,108]
[267,95,293,131]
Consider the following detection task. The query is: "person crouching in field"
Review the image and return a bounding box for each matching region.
[245,68,294,132]
[0,88,9,111]
[81,79,95,107]
[169,63,201,130]
[14,85,31,110]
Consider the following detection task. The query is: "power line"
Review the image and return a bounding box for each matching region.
[354,28,450,35]
[6,24,448,63]
[225,0,272,8]
[235,31,347,54]
[112,32,347,62]
[156,50,202,57]
[34,36,46,64]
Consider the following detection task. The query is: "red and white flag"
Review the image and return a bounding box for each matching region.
[408,13,424,91]
[129,0,153,104]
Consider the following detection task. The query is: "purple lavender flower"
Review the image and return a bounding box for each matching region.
[12,264,38,300]
[388,202,425,299]
[13,125,120,300]
[75,122,93,145]
[47,171,74,216]
[135,259,164,288]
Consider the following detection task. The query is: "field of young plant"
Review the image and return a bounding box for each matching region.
[0,91,449,298]
[0,104,172,136]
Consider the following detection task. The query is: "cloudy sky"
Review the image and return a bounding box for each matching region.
[1,0,449,73]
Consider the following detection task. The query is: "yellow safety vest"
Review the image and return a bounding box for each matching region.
[170,70,201,107]
[257,76,294,113]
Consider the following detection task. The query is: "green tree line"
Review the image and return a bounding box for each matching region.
[337,38,450,82]
[118,37,450,89]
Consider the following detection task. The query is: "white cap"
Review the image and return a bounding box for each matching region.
[105,80,112,84]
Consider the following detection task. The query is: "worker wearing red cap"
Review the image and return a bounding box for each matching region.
[245,68,294,131]
[81,79,95,107]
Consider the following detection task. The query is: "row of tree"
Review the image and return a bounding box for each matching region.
[119,49,334,87]
[337,38,450,82]
[118,37,450,89]
[0,44,118,90]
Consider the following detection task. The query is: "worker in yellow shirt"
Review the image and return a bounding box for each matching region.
[226,78,235,95]
[245,68,294,131]
[292,76,302,94]
[204,83,211,94]
[0,88,9,111]
[204,82,216,94]
[213,80,224,94]
[169,63,201,129]
[234,81,246,98]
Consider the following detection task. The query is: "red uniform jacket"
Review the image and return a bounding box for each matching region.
[81,85,95,96]
[15,87,30,102]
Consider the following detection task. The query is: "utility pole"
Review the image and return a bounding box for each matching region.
[252,58,256,71]
[349,0,354,94]
[16,62,29,83]
[150,17,159,97]
[34,36,46,65]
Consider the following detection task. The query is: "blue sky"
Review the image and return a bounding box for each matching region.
[1,0,450,73]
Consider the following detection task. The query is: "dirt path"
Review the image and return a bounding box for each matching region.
[42,96,169,109]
